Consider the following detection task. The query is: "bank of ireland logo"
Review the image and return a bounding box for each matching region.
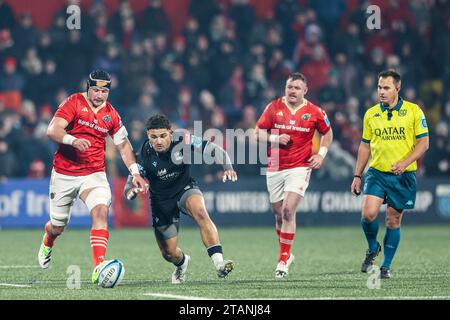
[436,185,450,219]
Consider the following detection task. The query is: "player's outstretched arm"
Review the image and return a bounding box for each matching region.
[351,142,371,196]
[203,142,237,182]
[115,140,149,194]
[47,116,91,152]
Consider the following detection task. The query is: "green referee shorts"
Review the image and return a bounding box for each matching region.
[363,167,417,210]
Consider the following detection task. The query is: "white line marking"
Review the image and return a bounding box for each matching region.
[0,265,40,269]
[143,293,450,300]
[144,293,214,300]
[0,283,32,288]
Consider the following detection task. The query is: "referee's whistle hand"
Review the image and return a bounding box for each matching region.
[351,179,361,196]
[391,161,407,175]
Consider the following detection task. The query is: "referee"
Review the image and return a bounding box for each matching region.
[351,70,429,279]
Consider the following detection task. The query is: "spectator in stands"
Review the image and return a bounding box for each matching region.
[318,69,346,106]
[0,0,15,30]
[11,13,39,58]
[229,0,255,50]
[0,0,448,179]
[141,0,171,37]
[0,56,25,91]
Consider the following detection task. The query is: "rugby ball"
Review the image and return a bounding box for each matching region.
[98,259,125,288]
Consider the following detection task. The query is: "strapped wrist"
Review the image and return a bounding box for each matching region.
[318,146,328,158]
[268,135,279,143]
[129,163,140,175]
[62,134,76,145]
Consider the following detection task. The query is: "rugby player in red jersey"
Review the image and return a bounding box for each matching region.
[37,70,148,284]
[255,72,333,278]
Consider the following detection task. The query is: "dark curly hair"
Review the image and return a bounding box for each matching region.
[145,114,171,130]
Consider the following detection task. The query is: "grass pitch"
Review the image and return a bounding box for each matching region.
[0,225,449,300]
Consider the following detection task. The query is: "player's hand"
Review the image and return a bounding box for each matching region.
[391,161,407,175]
[351,178,362,196]
[72,138,91,152]
[222,170,238,182]
[126,187,142,200]
[132,174,149,194]
[279,134,291,146]
[308,154,324,169]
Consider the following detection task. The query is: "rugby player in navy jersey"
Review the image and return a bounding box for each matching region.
[124,114,237,283]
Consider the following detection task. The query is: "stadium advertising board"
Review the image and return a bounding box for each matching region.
[1,178,449,228]
[0,179,112,228]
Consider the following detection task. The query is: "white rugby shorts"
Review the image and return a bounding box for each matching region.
[49,169,111,226]
[266,167,312,203]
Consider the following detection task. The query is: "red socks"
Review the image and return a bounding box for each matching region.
[279,232,295,263]
[275,226,281,242]
[90,229,109,267]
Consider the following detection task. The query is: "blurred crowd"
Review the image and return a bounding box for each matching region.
[0,0,449,182]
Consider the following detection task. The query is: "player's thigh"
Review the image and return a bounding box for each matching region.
[49,170,81,227]
[79,172,112,213]
[180,191,208,221]
[266,170,286,203]
[152,197,181,242]
[283,167,312,198]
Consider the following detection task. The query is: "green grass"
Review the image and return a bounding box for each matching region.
[0,226,449,300]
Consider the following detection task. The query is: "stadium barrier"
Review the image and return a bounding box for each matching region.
[1,177,449,228]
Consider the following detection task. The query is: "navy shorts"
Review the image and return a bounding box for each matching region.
[151,181,203,240]
[363,167,417,210]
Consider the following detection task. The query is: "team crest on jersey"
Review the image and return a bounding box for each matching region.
[398,110,407,117]
[302,114,311,121]
[290,120,296,125]
[152,161,157,167]
[102,115,111,122]
[157,168,167,177]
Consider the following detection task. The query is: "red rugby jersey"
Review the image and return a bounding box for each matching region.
[257,97,331,171]
[52,93,123,176]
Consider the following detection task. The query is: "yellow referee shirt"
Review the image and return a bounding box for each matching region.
[362,98,429,172]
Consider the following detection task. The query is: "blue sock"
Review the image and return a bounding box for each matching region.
[382,227,401,269]
[361,218,379,253]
